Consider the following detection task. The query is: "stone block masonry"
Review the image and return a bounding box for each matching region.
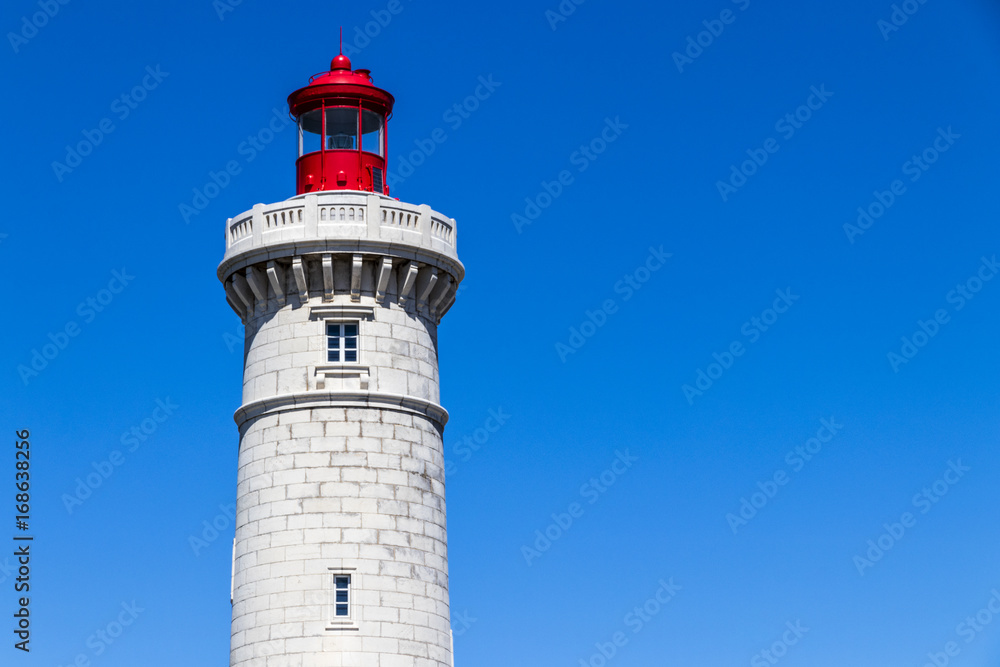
[232,406,451,666]
[221,190,463,667]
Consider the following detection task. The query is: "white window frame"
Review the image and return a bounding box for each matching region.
[334,573,352,618]
[327,566,359,631]
[309,305,374,391]
[325,320,360,364]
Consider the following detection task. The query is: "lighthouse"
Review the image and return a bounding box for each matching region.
[218,54,463,666]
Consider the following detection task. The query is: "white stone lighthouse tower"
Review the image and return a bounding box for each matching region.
[218,54,462,667]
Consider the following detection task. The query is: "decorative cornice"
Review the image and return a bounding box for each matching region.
[218,238,464,287]
[218,192,462,285]
[234,391,449,428]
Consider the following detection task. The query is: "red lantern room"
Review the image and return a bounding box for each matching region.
[288,53,394,196]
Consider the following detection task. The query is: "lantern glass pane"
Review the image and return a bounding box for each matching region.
[361,110,384,156]
[325,107,358,150]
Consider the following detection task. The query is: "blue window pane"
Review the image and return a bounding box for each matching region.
[335,576,349,588]
[344,324,357,336]
[328,337,339,349]
[327,350,339,363]
[336,590,348,602]
[345,338,357,349]
[327,324,339,336]
[336,604,349,616]
[345,350,357,362]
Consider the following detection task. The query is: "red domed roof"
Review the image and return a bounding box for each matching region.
[287,56,394,116]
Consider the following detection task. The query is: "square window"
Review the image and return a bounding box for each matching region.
[326,322,360,364]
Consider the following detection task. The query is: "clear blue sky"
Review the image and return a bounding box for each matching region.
[3,0,1000,665]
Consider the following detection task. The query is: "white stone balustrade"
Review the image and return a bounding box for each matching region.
[221,191,460,282]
